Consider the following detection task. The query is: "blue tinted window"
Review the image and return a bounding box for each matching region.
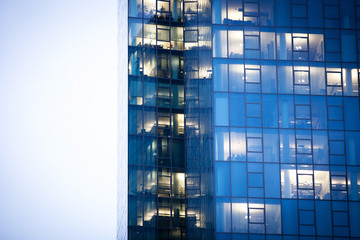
[282,200,298,234]
[315,201,332,236]
[230,93,246,126]
[262,94,278,127]
[231,163,247,197]
[276,0,290,26]
[264,164,280,198]
[349,202,360,237]
[313,131,329,164]
[341,30,357,62]
[249,173,264,187]
[216,198,231,232]
[340,0,355,29]
[215,93,229,126]
[215,127,230,161]
[279,95,295,128]
[261,61,277,93]
[308,0,323,27]
[344,97,360,130]
[214,58,228,91]
[278,62,293,94]
[311,96,327,130]
[346,132,360,165]
[215,162,230,196]
[263,129,279,162]
[280,129,296,163]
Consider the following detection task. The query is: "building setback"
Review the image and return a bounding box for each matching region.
[119,0,360,239]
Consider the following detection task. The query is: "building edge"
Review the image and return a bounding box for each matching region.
[117,0,128,238]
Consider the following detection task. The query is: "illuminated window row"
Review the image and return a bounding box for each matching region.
[212,0,358,29]
[215,197,360,237]
[214,60,359,96]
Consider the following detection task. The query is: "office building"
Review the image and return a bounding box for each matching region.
[118,0,360,239]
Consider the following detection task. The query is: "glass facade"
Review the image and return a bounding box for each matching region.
[124,0,360,239]
[211,0,360,239]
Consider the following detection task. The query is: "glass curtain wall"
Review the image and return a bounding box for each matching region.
[212,0,360,239]
[183,0,214,238]
[128,0,186,238]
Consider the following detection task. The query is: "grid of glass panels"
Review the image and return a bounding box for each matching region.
[212,0,360,239]
[128,0,186,238]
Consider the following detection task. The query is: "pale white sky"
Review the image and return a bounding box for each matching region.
[0,0,118,239]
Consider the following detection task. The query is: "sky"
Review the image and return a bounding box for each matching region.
[0,0,118,239]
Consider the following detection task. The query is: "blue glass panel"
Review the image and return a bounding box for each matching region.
[279,95,295,128]
[310,63,326,95]
[249,173,264,187]
[280,129,296,163]
[213,58,228,91]
[231,162,247,197]
[214,93,229,126]
[263,129,279,162]
[315,201,332,236]
[344,97,360,130]
[340,0,356,29]
[341,30,357,62]
[231,127,246,161]
[311,96,327,130]
[282,200,298,234]
[230,93,246,127]
[129,135,142,164]
[260,0,275,26]
[308,0,323,27]
[264,164,281,198]
[299,210,314,225]
[215,127,230,161]
[213,25,228,57]
[212,0,226,24]
[347,167,360,201]
[333,211,348,226]
[215,162,230,196]
[262,94,278,128]
[216,198,231,232]
[232,198,248,233]
[232,234,248,240]
[261,61,277,93]
[229,59,245,92]
[275,0,291,26]
[278,61,293,94]
[216,233,231,240]
[346,132,360,165]
[349,202,360,237]
[313,131,329,164]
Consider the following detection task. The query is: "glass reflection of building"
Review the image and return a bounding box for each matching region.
[121,0,360,239]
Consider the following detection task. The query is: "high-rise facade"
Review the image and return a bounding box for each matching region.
[118,0,360,239]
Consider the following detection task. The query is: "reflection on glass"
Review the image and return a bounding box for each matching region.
[276,30,292,60]
[216,198,231,232]
[232,199,248,233]
[214,58,228,91]
[342,67,359,96]
[228,28,244,58]
[314,166,330,200]
[212,0,227,24]
[265,200,282,234]
[215,127,230,161]
[309,33,324,61]
[281,164,297,198]
[229,60,244,92]
[213,25,228,57]
[230,128,246,161]
[228,0,243,24]
[261,31,275,59]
